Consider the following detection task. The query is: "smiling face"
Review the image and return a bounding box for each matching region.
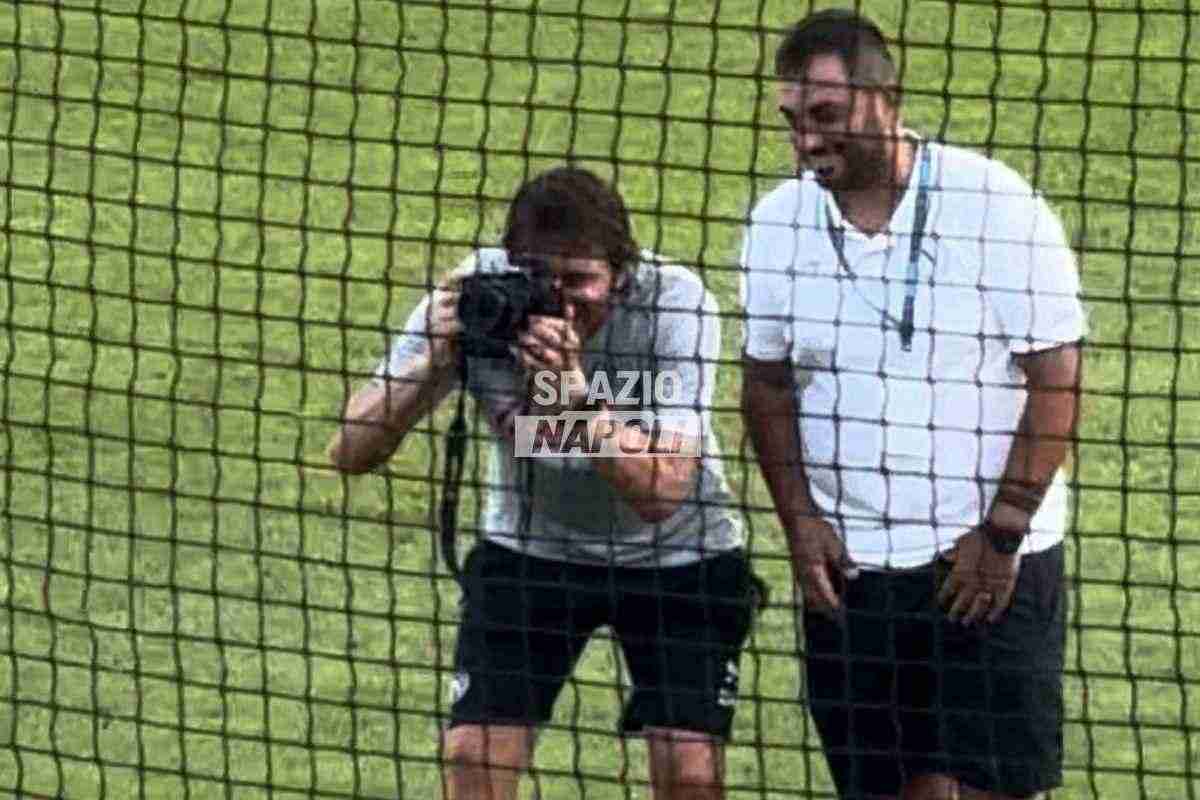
[778,52,900,192]
[543,254,619,341]
[502,167,640,341]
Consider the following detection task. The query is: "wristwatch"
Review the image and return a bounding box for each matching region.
[982,521,1024,555]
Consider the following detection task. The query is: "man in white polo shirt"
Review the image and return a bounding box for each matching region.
[740,10,1086,800]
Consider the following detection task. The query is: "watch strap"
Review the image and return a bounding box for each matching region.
[982,520,1025,555]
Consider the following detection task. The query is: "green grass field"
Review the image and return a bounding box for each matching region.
[1,0,1197,797]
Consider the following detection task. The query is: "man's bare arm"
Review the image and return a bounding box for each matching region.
[987,343,1084,529]
[742,357,849,612]
[741,357,822,530]
[328,354,457,475]
[330,275,465,475]
[587,409,701,523]
[941,343,1083,624]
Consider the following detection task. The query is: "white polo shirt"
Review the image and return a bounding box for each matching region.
[740,139,1087,569]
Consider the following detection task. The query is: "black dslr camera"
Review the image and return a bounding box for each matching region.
[457,257,563,359]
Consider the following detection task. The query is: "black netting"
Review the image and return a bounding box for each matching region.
[1,1,1197,798]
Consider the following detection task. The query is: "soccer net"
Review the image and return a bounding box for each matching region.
[1,1,1196,798]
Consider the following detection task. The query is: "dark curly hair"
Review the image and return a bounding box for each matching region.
[502,167,640,281]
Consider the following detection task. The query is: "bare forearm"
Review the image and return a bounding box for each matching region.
[742,378,822,528]
[742,373,843,585]
[989,345,1083,527]
[1000,391,1078,493]
[587,408,699,523]
[328,355,452,474]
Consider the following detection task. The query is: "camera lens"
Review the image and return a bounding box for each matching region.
[465,283,512,337]
[457,272,540,359]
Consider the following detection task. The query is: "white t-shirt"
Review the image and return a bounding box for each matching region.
[740,139,1087,569]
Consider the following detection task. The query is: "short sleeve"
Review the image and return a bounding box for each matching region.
[985,193,1088,353]
[739,222,794,362]
[373,294,434,382]
[373,251,481,382]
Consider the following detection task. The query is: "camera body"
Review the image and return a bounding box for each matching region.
[457,259,563,359]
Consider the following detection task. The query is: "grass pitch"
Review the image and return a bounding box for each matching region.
[1,1,1198,797]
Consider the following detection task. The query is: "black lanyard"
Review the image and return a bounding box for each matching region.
[824,143,933,352]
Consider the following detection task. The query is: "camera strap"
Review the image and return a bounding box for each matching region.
[438,353,470,586]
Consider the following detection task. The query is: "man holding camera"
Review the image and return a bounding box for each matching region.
[329,167,754,800]
[739,10,1085,800]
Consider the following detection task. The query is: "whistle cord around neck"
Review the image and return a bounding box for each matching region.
[824,142,933,352]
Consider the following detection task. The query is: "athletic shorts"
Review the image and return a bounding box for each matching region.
[803,543,1066,798]
[448,540,758,738]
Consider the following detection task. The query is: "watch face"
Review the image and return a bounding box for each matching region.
[986,527,1023,554]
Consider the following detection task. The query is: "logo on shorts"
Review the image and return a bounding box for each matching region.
[717,659,739,708]
[449,671,471,704]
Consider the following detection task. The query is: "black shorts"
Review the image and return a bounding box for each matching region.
[448,541,757,738]
[803,543,1066,798]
